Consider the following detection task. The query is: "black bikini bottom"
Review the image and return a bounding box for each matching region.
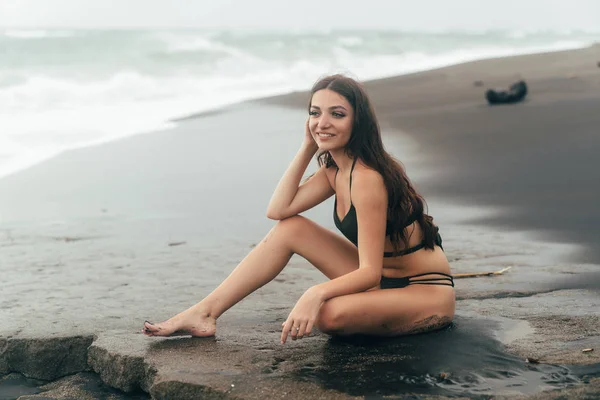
[380,272,454,289]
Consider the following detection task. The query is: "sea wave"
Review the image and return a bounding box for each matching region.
[1,29,599,179]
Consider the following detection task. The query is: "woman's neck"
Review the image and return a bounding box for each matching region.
[329,150,355,172]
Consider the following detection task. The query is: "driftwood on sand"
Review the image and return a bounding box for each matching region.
[453,266,512,279]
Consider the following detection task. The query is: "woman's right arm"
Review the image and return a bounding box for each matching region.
[266,144,334,220]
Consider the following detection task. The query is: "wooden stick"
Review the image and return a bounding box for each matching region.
[453,266,512,279]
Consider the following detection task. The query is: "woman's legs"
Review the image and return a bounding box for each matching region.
[316,285,455,336]
[143,216,359,337]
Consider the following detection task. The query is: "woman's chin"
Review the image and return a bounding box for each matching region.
[317,144,342,152]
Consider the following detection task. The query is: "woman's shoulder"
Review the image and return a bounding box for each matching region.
[351,162,386,201]
[353,160,384,186]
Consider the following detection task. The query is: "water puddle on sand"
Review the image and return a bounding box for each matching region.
[0,374,42,400]
[294,316,600,398]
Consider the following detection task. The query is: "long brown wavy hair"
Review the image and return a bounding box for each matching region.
[310,74,438,252]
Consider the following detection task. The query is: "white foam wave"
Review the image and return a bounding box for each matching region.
[338,36,364,47]
[0,30,597,180]
[2,29,74,39]
[158,32,249,58]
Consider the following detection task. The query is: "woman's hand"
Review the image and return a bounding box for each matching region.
[302,117,318,153]
[281,286,323,344]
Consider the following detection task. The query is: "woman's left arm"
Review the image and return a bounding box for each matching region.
[281,170,387,343]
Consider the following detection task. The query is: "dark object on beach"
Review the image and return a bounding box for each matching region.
[525,357,540,364]
[485,80,528,105]
[597,61,600,68]
[168,241,186,247]
[473,80,484,87]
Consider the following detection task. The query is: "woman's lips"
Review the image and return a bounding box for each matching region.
[316,132,335,140]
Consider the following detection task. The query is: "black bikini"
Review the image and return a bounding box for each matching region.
[333,158,454,289]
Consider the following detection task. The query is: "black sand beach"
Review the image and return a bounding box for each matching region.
[2,45,600,399]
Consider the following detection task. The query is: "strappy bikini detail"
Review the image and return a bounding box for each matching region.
[380,272,454,289]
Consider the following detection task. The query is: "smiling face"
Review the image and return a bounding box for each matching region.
[308,89,354,152]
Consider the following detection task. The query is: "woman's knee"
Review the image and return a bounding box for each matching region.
[316,301,345,334]
[268,215,311,244]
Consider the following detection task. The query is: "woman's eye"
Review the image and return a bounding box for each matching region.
[309,111,318,116]
[333,112,344,118]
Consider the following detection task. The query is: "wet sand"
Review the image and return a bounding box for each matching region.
[1,45,600,399]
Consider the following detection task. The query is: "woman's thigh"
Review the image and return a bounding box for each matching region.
[272,215,359,279]
[317,285,455,336]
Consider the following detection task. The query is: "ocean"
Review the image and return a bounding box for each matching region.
[1,28,599,180]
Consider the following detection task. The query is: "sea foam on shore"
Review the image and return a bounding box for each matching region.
[2,28,599,180]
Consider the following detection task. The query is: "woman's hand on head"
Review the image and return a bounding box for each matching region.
[303,117,318,153]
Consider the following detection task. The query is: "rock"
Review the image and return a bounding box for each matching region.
[485,80,528,105]
[16,372,148,399]
[87,332,154,393]
[1,336,93,380]
[150,380,231,400]
[0,338,8,375]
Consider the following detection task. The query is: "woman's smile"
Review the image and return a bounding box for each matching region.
[316,132,336,140]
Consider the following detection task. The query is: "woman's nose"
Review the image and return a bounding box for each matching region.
[317,115,331,129]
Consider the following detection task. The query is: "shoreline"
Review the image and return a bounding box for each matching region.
[2,45,600,399]
[2,42,599,183]
[180,42,600,123]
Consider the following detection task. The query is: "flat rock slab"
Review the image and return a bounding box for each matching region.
[4,305,600,400]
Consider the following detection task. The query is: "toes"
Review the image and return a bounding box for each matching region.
[143,322,156,331]
[141,328,154,336]
[143,321,162,334]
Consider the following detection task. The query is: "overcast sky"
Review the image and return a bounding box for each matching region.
[1,0,599,31]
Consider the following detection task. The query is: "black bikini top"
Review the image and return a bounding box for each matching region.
[332,158,436,257]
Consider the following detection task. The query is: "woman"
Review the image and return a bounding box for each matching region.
[143,74,455,344]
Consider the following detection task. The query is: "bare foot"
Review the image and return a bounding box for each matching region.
[142,307,216,337]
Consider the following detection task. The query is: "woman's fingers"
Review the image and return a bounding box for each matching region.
[281,318,314,343]
[290,321,301,340]
[304,320,314,338]
[281,319,293,344]
[296,320,309,339]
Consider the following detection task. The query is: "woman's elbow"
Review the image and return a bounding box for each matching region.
[266,209,297,220]
[366,268,382,287]
[266,206,288,220]
[266,210,282,220]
